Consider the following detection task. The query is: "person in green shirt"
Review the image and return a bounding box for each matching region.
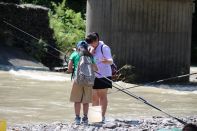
[67,41,97,125]
[68,50,80,79]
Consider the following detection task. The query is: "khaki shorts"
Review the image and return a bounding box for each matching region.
[70,82,92,103]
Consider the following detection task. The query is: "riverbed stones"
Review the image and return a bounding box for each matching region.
[8,116,197,131]
[102,122,117,129]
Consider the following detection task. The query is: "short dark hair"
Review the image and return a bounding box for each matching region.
[182,123,197,131]
[85,32,99,44]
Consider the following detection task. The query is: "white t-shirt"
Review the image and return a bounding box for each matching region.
[93,41,113,78]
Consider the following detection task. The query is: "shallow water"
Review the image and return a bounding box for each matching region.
[0,69,197,125]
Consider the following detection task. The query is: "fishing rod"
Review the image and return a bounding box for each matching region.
[1,19,191,124]
[7,32,63,60]
[110,72,197,94]
[2,19,66,56]
[95,71,188,125]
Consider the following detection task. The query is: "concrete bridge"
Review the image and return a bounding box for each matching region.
[86,0,193,82]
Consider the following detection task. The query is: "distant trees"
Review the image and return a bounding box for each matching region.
[19,0,86,54]
[49,0,85,53]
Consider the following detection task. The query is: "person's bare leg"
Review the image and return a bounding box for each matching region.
[92,89,100,106]
[74,102,81,116]
[82,103,89,124]
[98,89,108,117]
[83,103,89,116]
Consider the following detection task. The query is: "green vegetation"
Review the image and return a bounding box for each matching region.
[49,0,85,54]
[20,0,86,54]
[23,39,47,62]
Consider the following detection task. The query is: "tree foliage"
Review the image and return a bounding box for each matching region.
[49,0,85,53]
[20,0,86,54]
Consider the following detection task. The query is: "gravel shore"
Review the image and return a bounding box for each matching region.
[8,116,197,131]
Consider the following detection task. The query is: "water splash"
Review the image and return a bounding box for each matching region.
[9,69,70,81]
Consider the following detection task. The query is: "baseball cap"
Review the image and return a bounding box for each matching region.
[76,41,88,50]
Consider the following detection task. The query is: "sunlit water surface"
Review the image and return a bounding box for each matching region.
[0,69,197,125]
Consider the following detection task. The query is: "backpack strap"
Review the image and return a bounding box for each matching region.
[101,44,104,57]
[71,55,81,80]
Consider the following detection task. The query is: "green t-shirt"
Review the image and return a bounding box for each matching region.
[69,51,81,75]
[69,51,95,78]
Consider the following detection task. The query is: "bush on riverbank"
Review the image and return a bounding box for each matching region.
[49,0,85,54]
[19,0,86,55]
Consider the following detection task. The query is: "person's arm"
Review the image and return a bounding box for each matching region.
[101,45,113,65]
[90,57,98,71]
[67,60,73,73]
[92,64,98,72]
[101,58,113,64]
[67,52,75,74]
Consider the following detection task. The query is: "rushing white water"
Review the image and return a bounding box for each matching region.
[0,68,197,125]
[9,69,70,81]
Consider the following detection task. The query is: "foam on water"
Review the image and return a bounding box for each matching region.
[114,81,197,95]
[145,86,197,95]
[9,69,70,81]
[161,90,193,95]
[192,91,197,94]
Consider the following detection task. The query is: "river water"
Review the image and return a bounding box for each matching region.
[0,68,197,125]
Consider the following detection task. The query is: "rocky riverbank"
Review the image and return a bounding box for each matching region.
[8,116,197,131]
[0,45,48,71]
[0,2,61,69]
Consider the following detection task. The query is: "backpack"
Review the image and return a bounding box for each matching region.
[74,55,95,87]
[101,44,118,78]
